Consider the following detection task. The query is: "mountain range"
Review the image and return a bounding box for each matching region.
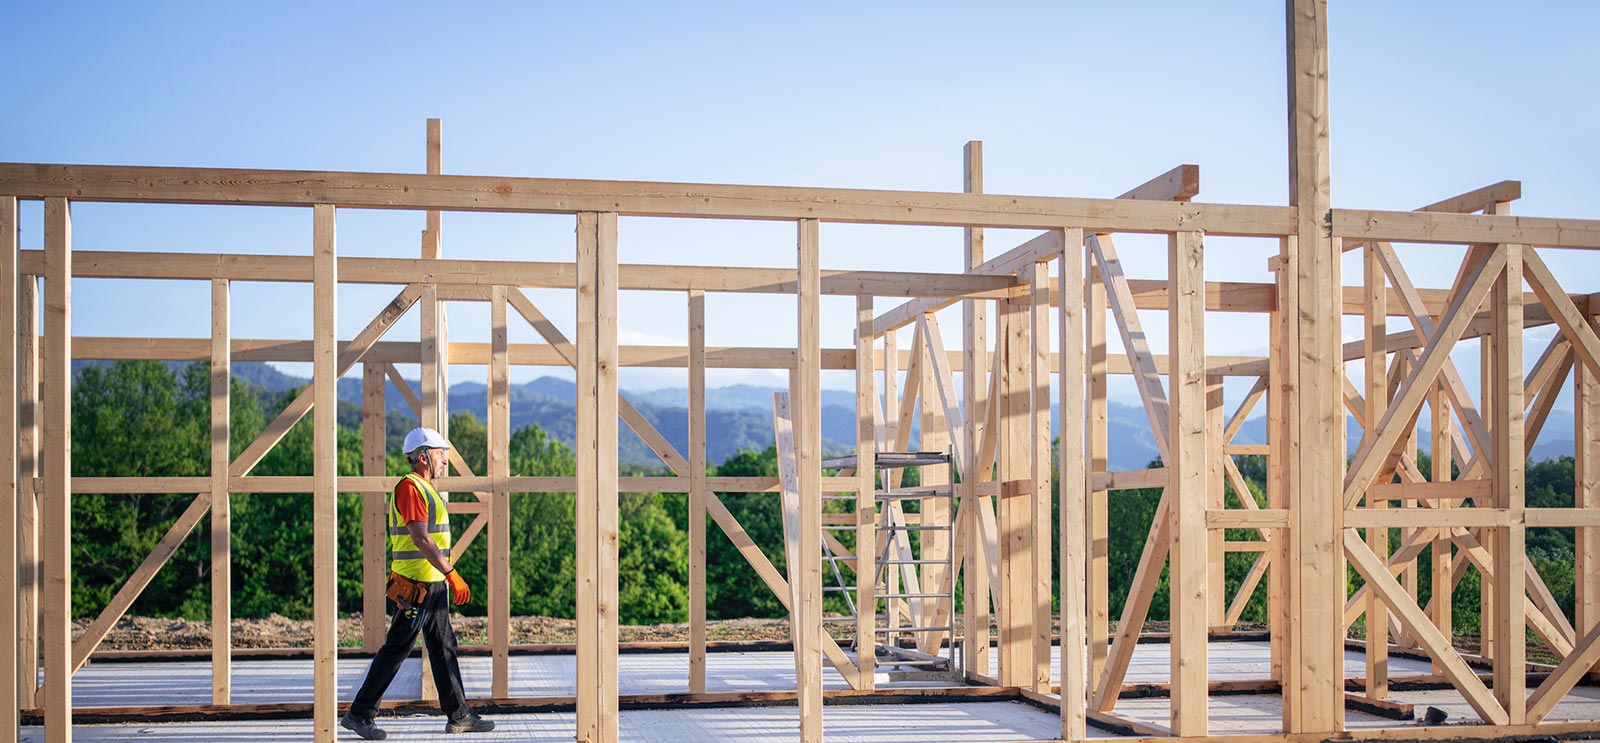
[76,361,1580,471]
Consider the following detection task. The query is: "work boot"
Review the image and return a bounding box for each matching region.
[444,713,495,734]
[340,711,388,740]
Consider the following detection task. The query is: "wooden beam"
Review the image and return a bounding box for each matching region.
[0,162,1297,235]
[209,279,231,704]
[1027,260,1052,689]
[1416,180,1521,215]
[1333,208,1600,250]
[41,197,72,743]
[688,290,708,695]
[1120,164,1200,202]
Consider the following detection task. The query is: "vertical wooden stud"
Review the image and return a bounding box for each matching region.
[575,212,620,743]
[418,119,447,703]
[688,289,708,694]
[1287,0,1343,731]
[1058,228,1088,740]
[1168,230,1208,737]
[1363,243,1389,699]
[361,363,387,652]
[795,219,824,743]
[1206,375,1226,631]
[210,278,231,705]
[1028,260,1052,691]
[1577,303,1600,681]
[962,142,991,678]
[0,196,17,741]
[489,285,510,698]
[1492,244,1526,722]
[854,295,876,690]
[311,204,339,743]
[1430,383,1454,674]
[16,265,38,710]
[41,197,71,743]
[998,267,1033,687]
[1086,250,1110,690]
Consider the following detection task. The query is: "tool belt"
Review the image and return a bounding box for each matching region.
[385,571,431,611]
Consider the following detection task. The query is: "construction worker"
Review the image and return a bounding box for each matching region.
[341,427,494,739]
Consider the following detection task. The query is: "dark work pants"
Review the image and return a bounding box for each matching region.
[348,581,470,721]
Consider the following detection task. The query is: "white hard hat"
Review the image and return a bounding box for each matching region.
[402,427,452,455]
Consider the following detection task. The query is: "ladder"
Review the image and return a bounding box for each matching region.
[820,451,960,682]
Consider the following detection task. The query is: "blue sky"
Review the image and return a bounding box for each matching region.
[7,2,1599,417]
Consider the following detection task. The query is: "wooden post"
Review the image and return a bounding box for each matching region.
[1058,228,1088,740]
[1363,243,1388,699]
[854,295,876,690]
[210,278,232,705]
[1286,0,1343,732]
[1430,382,1454,674]
[311,204,339,743]
[688,289,708,694]
[489,285,510,698]
[418,117,447,704]
[1492,244,1526,722]
[1267,241,1290,688]
[794,218,824,743]
[1086,249,1110,690]
[918,314,950,656]
[16,255,38,710]
[962,141,991,679]
[997,266,1033,687]
[1479,332,1495,664]
[42,197,71,743]
[361,363,388,652]
[1578,302,1600,681]
[0,196,16,742]
[575,212,620,743]
[1206,374,1226,631]
[1028,260,1052,691]
[1168,230,1208,736]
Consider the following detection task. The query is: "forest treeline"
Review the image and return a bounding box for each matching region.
[66,361,1584,635]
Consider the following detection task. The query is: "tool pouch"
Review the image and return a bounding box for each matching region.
[385,571,430,611]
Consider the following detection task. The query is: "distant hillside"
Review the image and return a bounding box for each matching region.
[71,361,1579,471]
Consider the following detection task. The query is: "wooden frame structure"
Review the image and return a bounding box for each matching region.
[6,3,1600,742]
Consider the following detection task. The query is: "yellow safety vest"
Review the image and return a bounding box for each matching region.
[388,473,451,582]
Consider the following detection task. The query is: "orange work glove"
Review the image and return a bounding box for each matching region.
[445,568,471,606]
